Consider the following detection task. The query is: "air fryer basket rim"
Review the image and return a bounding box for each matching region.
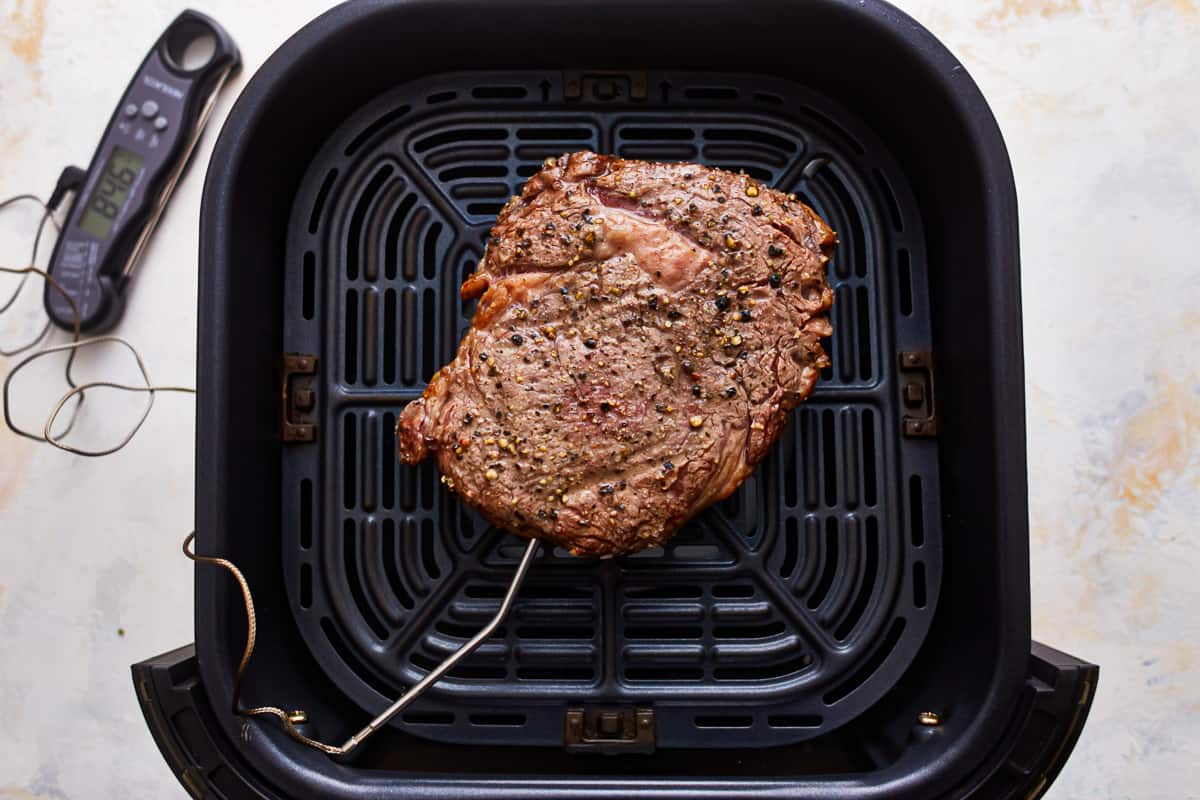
[190,0,1054,797]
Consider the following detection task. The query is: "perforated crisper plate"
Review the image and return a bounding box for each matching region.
[281,72,942,749]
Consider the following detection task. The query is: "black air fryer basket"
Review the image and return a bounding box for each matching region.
[134,1,1097,797]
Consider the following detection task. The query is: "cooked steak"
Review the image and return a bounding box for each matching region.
[397,152,834,556]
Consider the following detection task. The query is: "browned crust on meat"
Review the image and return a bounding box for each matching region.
[397,152,834,556]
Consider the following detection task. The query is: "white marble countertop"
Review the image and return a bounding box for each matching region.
[1,1,1197,798]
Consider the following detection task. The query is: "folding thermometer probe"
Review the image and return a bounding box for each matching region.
[44,10,239,332]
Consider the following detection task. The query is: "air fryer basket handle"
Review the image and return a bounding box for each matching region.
[132,641,1096,800]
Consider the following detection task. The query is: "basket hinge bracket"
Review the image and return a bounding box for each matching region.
[281,353,318,443]
[899,350,937,438]
[564,706,656,754]
[563,71,648,102]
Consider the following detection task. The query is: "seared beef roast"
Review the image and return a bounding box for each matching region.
[397,152,834,556]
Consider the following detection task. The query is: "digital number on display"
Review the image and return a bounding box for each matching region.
[78,147,145,240]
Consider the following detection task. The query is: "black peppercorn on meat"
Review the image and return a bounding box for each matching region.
[398,152,834,556]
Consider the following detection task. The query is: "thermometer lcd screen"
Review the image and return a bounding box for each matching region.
[78,147,144,240]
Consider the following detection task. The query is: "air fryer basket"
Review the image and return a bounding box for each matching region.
[280,69,942,750]
[136,1,1097,798]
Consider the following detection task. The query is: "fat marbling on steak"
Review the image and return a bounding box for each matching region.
[397,152,834,556]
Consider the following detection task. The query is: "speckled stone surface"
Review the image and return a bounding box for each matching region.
[1,1,1197,798]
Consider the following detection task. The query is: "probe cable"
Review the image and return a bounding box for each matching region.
[183,531,541,757]
[3,191,538,758]
[1,192,194,454]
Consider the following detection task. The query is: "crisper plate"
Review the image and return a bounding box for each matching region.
[281,71,942,748]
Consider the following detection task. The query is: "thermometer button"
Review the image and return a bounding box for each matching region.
[124,103,138,117]
[140,99,160,118]
[153,115,169,131]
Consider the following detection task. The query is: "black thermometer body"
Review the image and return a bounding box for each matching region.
[44,10,239,332]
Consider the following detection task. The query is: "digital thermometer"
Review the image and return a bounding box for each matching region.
[44,10,239,332]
